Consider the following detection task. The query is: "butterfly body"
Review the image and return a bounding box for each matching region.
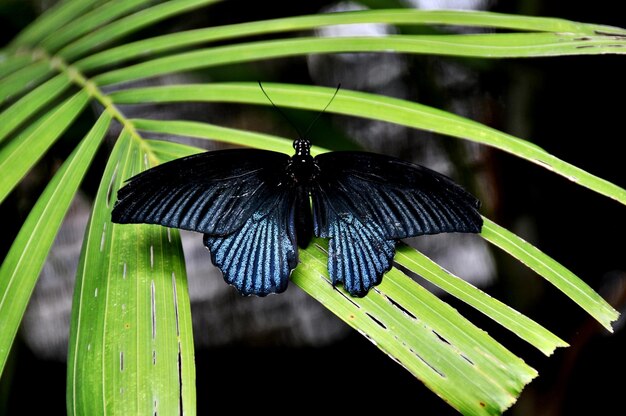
[112,140,482,297]
[285,138,317,248]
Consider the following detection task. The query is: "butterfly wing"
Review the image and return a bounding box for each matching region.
[112,149,290,236]
[314,192,396,297]
[312,151,482,296]
[112,148,299,296]
[204,187,298,296]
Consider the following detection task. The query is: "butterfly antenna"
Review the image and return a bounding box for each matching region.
[303,83,341,139]
[258,81,304,139]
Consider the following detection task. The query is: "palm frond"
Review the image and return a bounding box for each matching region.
[0,2,623,414]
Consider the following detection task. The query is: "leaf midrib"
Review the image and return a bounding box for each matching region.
[11,46,161,167]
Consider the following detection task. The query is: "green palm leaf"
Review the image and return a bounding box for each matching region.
[0,60,52,104]
[0,55,34,80]
[67,131,195,415]
[481,219,618,331]
[92,33,626,86]
[58,0,220,60]
[38,0,156,53]
[0,74,72,143]
[0,91,90,203]
[7,0,99,48]
[0,113,112,375]
[394,245,569,355]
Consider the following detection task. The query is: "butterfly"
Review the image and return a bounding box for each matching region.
[111,85,482,297]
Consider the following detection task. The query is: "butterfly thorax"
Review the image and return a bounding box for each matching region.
[287,138,319,185]
[293,138,310,156]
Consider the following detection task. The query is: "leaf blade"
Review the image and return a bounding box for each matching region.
[93,33,626,86]
[0,73,72,144]
[0,91,90,204]
[8,0,98,49]
[0,112,112,376]
[132,118,295,154]
[143,139,204,161]
[40,0,155,53]
[395,244,568,355]
[67,130,196,416]
[0,55,33,80]
[59,0,221,61]
[481,218,619,331]
[0,60,51,105]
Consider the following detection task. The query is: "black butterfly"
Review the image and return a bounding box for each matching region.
[111,87,482,297]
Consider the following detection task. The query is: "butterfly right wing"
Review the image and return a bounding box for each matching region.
[112,149,290,236]
[311,151,482,296]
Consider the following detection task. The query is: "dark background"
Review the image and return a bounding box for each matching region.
[1,1,624,415]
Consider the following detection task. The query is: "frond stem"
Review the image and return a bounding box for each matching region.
[21,47,160,166]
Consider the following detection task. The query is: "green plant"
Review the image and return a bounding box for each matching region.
[0,1,623,415]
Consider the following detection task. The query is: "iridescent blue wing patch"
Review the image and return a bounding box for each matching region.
[313,188,396,297]
[312,151,482,296]
[203,187,298,296]
[112,149,290,236]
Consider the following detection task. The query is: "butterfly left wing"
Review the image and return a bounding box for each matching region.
[112,148,299,296]
[203,186,299,296]
[312,151,482,296]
